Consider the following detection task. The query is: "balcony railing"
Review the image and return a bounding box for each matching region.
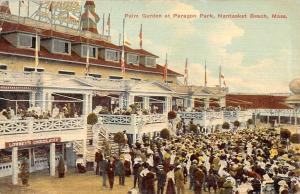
[98,114,167,126]
[0,118,84,136]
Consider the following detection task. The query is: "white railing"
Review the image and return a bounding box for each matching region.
[0,118,84,136]
[99,114,132,125]
[136,114,167,125]
[177,112,204,120]
[98,114,167,125]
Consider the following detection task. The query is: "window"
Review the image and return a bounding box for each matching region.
[58,70,75,75]
[131,78,142,81]
[146,57,156,67]
[53,39,70,54]
[105,49,119,62]
[82,45,97,58]
[127,54,139,65]
[0,65,7,70]
[109,76,123,80]
[87,73,101,78]
[24,67,44,72]
[19,34,37,49]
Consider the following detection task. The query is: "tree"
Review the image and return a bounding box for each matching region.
[280,128,291,140]
[290,133,300,144]
[87,113,98,126]
[113,132,126,155]
[233,120,240,128]
[160,128,170,139]
[168,111,177,120]
[189,124,197,134]
[222,122,230,129]
[247,119,253,126]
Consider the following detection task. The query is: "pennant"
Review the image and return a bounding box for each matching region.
[87,10,96,23]
[163,53,168,82]
[106,13,110,33]
[223,80,226,87]
[139,24,143,49]
[48,2,53,12]
[121,48,125,76]
[184,58,188,86]
[221,74,224,79]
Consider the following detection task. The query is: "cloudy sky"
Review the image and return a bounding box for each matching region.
[8,0,300,93]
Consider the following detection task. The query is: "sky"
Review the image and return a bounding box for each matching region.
[8,0,300,93]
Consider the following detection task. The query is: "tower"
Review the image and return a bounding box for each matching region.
[80,0,100,34]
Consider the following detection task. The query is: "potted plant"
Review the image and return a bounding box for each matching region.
[160,128,170,139]
[113,132,126,155]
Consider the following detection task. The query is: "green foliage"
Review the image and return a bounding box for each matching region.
[113,132,126,145]
[233,120,240,127]
[189,124,197,133]
[280,128,291,139]
[160,128,170,139]
[168,111,177,120]
[290,133,300,144]
[247,119,253,125]
[222,122,230,129]
[87,113,98,125]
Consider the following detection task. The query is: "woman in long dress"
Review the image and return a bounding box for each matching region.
[166,166,176,194]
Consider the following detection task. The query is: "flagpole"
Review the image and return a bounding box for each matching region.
[184,58,188,86]
[102,13,105,36]
[34,30,39,72]
[121,18,125,78]
[139,24,142,49]
[86,10,90,76]
[219,65,222,87]
[165,53,168,84]
[27,0,30,17]
[18,0,21,24]
[204,60,207,87]
[107,13,110,36]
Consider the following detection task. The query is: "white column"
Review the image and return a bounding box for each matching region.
[127,95,134,108]
[89,94,93,113]
[183,98,188,108]
[165,96,172,113]
[219,97,226,108]
[49,143,56,176]
[82,139,87,162]
[82,94,88,116]
[143,96,150,110]
[28,148,32,173]
[12,146,18,185]
[29,91,36,107]
[188,97,194,109]
[204,98,209,109]
[46,92,52,112]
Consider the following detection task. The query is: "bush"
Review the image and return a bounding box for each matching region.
[247,119,253,125]
[160,128,170,139]
[280,128,291,139]
[290,133,300,144]
[113,132,126,145]
[87,113,98,125]
[189,124,197,133]
[233,120,240,127]
[222,122,230,129]
[168,111,177,120]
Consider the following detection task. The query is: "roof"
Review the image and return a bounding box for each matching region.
[119,46,158,58]
[0,21,182,76]
[226,94,292,109]
[170,85,227,96]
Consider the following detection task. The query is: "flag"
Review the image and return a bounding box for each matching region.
[139,24,143,49]
[121,18,125,76]
[48,2,53,12]
[163,53,168,82]
[223,80,226,87]
[106,13,110,35]
[69,13,79,21]
[87,10,96,23]
[220,74,224,79]
[124,35,131,46]
[184,58,188,86]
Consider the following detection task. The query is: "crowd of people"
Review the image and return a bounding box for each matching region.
[0,104,81,121]
[93,126,299,194]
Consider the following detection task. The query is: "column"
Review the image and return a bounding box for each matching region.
[267,115,270,123]
[29,91,36,107]
[119,92,127,110]
[219,97,226,108]
[183,98,188,109]
[188,97,194,109]
[143,96,150,110]
[82,94,88,116]
[89,94,93,113]
[28,148,32,173]
[45,92,52,112]
[49,143,56,176]
[82,139,87,163]
[127,95,134,108]
[204,98,209,109]
[12,147,18,185]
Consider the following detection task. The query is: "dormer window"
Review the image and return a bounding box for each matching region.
[18,33,38,49]
[105,49,119,62]
[82,45,97,58]
[52,39,71,55]
[127,54,139,65]
[145,57,156,67]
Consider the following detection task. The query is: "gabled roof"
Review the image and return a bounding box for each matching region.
[226,94,292,109]
[0,22,182,76]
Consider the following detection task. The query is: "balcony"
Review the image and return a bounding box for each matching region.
[0,118,85,149]
[98,114,168,136]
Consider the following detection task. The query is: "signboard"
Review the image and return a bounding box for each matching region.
[5,137,61,148]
